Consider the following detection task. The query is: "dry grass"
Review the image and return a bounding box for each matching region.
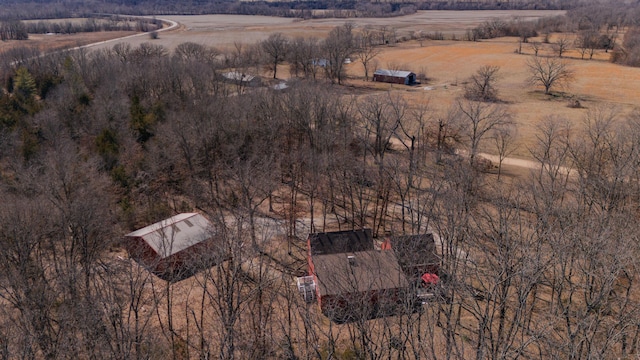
[0,31,137,54]
[347,36,640,158]
[85,10,563,53]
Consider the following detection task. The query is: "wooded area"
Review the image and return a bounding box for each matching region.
[2,2,640,358]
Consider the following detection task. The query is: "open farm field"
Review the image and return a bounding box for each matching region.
[89,10,564,52]
[0,31,138,54]
[353,35,640,157]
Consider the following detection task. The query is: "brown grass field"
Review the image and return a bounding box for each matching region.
[359,34,640,157]
[85,10,564,52]
[0,31,138,54]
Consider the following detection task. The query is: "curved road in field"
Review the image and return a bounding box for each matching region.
[70,16,179,52]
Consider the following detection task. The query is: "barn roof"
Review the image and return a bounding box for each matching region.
[222,71,256,82]
[125,213,213,259]
[308,229,373,256]
[313,250,409,297]
[374,69,414,78]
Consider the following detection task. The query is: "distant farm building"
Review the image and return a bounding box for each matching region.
[373,69,417,85]
[124,213,225,281]
[306,229,410,321]
[311,58,329,67]
[221,71,262,87]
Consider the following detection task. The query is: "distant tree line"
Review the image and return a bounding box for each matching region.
[0,20,28,40]
[23,17,161,35]
[552,2,640,67]
[0,0,584,21]
[464,18,538,41]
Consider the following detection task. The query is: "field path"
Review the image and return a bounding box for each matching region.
[449,146,574,176]
[477,152,540,170]
[477,152,576,178]
[71,16,179,51]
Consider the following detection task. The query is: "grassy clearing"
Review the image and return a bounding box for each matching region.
[347,36,640,158]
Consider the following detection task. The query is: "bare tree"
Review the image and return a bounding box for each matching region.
[173,42,218,64]
[323,23,355,85]
[553,36,571,58]
[464,65,501,102]
[491,124,518,181]
[431,105,462,164]
[456,99,512,169]
[530,41,541,56]
[526,56,574,95]
[287,36,320,79]
[358,92,405,234]
[575,30,600,60]
[355,28,382,81]
[465,184,547,360]
[261,32,289,79]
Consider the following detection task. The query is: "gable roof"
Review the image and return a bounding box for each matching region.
[374,69,415,78]
[313,250,409,297]
[125,213,213,259]
[308,229,373,256]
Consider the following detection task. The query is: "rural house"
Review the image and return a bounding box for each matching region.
[124,213,224,280]
[306,229,410,321]
[373,69,417,85]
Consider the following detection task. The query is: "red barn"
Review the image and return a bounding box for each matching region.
[124,213,224,280]
[373,69,417,85]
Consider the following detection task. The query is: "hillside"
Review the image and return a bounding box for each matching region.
[2,8,640,359]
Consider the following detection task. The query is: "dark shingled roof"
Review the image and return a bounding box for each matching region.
[390,233,440,277]
[308,229,373,256]
[313,250,409,297]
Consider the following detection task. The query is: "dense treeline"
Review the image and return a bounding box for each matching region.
[0,0,575,21]
[0,20,28,40]
[22,17,162,34]
[468,1,640,41]
[542,2,640,66]
[2,23,640,358]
